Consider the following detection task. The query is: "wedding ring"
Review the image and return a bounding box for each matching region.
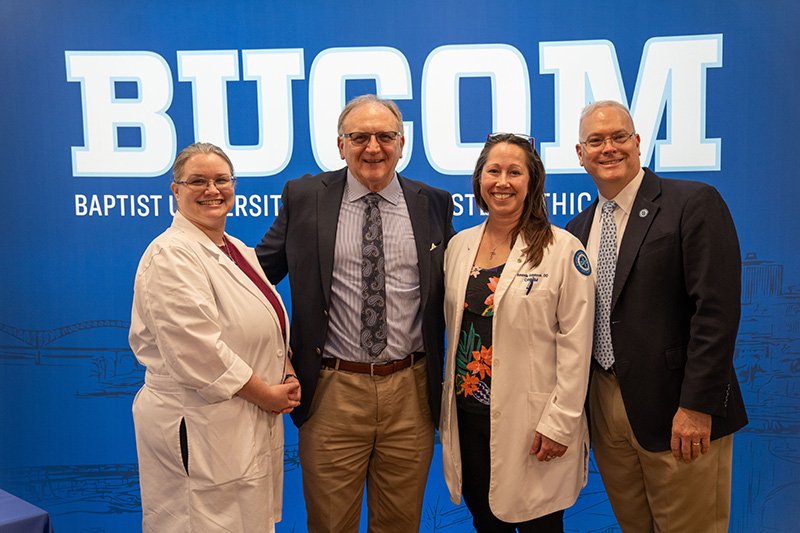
[691,442,701,446]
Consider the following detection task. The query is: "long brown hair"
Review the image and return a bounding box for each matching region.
[472,134,553,267]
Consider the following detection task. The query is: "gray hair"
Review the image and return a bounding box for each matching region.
[337,94,404,134]
[172,142,234,182]
[579,100,635,131]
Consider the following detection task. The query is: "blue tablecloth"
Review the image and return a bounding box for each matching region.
[0,490,53,533]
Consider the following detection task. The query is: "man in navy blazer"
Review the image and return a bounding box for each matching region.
[566,100,747,532]
[257,95,454,532]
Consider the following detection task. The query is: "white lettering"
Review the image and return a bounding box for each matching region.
[309,47,413,172]
[450,192,486,217]
[544,191,594,216]
[632,35,722,171]
[177,49,305,176]
[73,194,163,216]
[422,44,530,174]
[228,194,283,217]
[540,34,722,172]
[66,51,176,176]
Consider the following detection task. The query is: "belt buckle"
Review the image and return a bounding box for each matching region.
[369,362,376,377]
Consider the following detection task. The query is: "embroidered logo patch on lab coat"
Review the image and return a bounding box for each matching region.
[573,250,591,276]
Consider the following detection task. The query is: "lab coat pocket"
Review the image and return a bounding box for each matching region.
[527,391,550,422]
[526,392,551,439]
[183,397,260,486]
[511,286,558,334]
[525,392,552,467]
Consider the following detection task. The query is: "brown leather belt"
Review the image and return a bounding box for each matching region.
[321,352,425,376]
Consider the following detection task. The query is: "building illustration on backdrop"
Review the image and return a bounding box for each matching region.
[1,251,797,532]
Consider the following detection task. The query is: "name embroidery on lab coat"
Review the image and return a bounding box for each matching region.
[516,272,547,295]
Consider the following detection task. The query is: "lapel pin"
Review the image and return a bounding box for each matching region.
[639,208,649,218]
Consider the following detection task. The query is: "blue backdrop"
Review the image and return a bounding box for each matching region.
[1,1,798,531]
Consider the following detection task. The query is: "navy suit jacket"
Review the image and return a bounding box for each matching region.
[256,168,455,428]
[566,168,747,452]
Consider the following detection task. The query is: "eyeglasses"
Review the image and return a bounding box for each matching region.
[580,131,636,150]
[340,131,402,147]
[488,132,535,146]
[174,176,236,190]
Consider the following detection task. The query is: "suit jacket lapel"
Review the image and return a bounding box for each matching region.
[613,169,661,309]
[317,169,347,308]
[574,200,598,247]
[401,176,431,311]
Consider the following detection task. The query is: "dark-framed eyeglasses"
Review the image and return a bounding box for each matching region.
[174,176,236,190]
[579,131,636,150]
[488,132,535,146]
[340,131,403,147]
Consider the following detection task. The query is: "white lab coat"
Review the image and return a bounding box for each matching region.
[130,211,289,532]
[440,223,594,522]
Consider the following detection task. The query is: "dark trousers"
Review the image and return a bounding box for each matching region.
[457,407,564,533]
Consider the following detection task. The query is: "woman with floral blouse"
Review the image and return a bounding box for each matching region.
[440,133,595,532]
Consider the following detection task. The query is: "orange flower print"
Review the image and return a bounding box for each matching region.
[459,373,479,397]
[467,345,492,380]
[482,276,499,315]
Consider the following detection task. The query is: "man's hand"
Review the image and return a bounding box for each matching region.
[671,407,711,463]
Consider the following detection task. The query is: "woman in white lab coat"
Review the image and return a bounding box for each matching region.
[129,143,300,532]
[440,134,594,532]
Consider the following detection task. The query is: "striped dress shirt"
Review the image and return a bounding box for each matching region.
[324,171,423,363]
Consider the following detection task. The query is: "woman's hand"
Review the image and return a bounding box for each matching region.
[265,381,302,414]
[237,374,301,414]
[274,376,302,414]
[529,431,568,462]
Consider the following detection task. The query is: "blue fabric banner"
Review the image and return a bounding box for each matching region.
[1,1,798,530]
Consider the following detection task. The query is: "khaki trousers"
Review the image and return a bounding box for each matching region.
[590,369,733,533]
[298,358,434,532]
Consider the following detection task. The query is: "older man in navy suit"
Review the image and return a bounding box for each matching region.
[257,95,454,533]
[566,100,747,532]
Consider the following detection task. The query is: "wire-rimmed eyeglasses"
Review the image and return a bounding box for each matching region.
[174,176,236,190]
[579,131,636,150]
[340,131,402,147]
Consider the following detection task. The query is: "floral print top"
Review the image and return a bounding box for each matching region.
[455,263,504,413]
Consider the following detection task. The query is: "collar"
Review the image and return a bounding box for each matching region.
[345,169,402,205]
[171,210,227,251]
[598,167,645,216]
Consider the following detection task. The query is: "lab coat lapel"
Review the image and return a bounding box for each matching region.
[492,233,528,309]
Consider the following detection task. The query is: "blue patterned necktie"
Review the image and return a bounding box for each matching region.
[594,200,618,370]
[360,193,388,357]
